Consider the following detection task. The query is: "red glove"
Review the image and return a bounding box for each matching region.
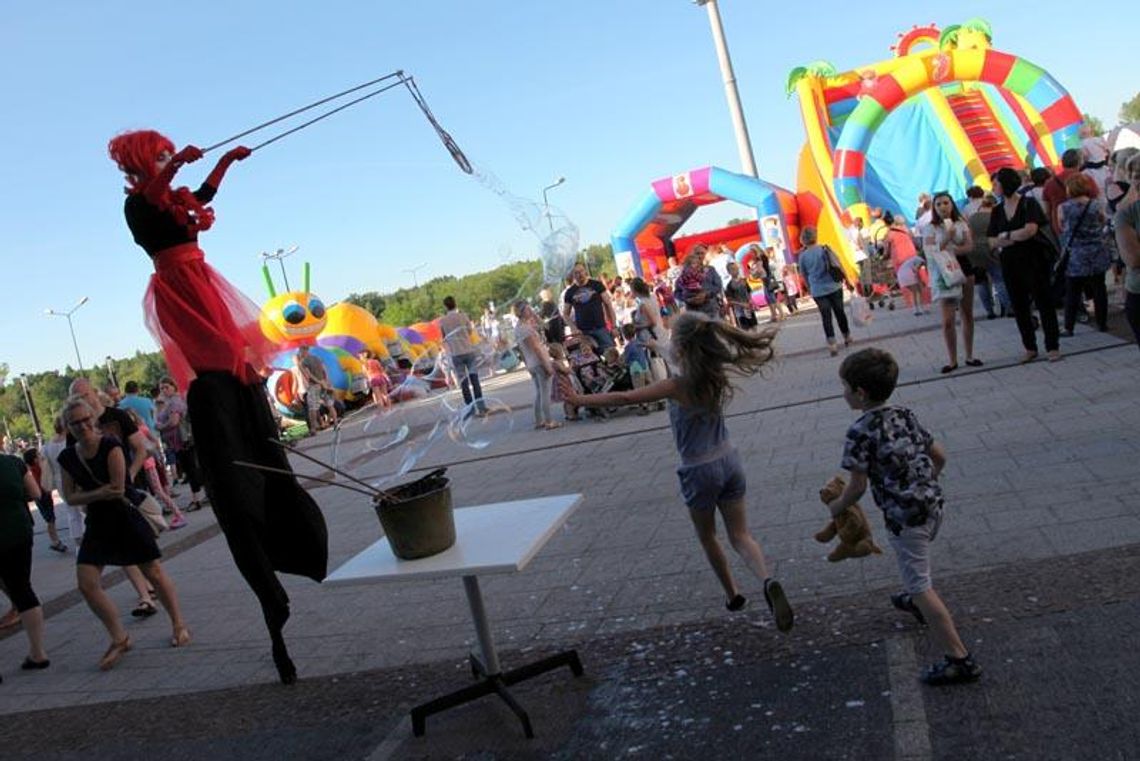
[173,145,203,165]
[223,146,252,162]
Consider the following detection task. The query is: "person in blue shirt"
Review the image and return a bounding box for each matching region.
[117,381,156,431]
[796,226,853,356]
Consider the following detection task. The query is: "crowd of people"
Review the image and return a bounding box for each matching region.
[4,133,1138,692]
[1,376,201,679]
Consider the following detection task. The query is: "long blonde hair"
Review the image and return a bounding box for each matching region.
[669,312,776,413]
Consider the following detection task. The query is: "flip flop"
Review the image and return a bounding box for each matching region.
[171,627,192,648]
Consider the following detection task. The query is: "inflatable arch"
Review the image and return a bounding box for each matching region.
[611,165,799,278]
[832,47,1082,220]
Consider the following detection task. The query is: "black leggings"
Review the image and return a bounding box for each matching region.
[815,289,849,341]
[1000,250,1059,352]
[0,541,40,612]
[175,446,204,493]
[1064,274,1107,332]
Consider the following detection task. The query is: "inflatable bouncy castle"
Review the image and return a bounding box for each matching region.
[612,19,1086,279]
[791,18,1083,269]
[258,262,451,419]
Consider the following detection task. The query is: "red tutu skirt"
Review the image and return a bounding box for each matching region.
[144,243,277,390]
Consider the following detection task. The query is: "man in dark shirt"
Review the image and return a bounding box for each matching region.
[561,263,617,351]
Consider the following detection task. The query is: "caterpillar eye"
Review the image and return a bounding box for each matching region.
[308,297,326,320]
[282,301,305,325]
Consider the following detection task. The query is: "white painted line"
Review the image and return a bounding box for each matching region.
[886,637,932,761]
[365,715,411,761]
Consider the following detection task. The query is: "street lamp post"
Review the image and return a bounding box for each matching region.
[17,374,42,443]
[260,245,299,291]
[694,0,759,177]
[542,176,566,232]
[44,296,90,372]
[105,356,118,388]
[402,263,428,288]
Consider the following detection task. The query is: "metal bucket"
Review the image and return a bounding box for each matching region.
[373,468,455,560]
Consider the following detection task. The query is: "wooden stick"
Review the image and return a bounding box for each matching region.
[233,460,378,498]
[270,438,394,499]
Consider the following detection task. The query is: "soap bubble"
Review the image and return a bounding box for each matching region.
[472,165,580,289]
[362,407,411,453]
[370,419,446,488]
[447,397,514,450]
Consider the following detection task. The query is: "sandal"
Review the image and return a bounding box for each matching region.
[49,542,68,553]
[131,600,158,618]
[890,592,926,624]
[920,654,982,686]
[21,656,51,671]
[171,626,192,648]
[543,421,564,430]
[940,364,958,374]
[99,636,131,671]
[1019,351,1039,364]
[964,358,983,367]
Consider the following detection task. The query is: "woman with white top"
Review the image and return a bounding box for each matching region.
[921,192,981,373]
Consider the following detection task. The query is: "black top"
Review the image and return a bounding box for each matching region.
[124,183,216,256]
[66,407,137,465]
[563,280,608,331]
[1107,181,1130,215]
[987,194,1050,260]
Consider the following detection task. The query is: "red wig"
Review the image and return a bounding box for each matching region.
[108,130,174,190]
[107,129,214,233]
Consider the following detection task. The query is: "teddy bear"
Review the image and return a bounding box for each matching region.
[815,474,882,562]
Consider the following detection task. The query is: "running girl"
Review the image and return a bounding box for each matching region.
[559,312,794,630]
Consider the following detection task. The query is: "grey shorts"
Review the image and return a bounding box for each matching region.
[887,509,944,596]
[677,450,746,511]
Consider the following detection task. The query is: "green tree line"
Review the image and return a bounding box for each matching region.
[346,244,615,323]
[4,243,618,442]
[1,351,170,443]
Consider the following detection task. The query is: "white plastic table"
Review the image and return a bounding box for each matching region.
[327,493,584,737]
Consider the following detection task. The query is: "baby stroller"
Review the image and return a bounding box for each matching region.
[866,249,900,310]
[564,334,628,419]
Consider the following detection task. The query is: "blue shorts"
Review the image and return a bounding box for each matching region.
[677,450,746,511]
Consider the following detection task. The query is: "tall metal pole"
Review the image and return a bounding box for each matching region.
[696,0,758,178]
[18,374,42,442]
[45,296,90,372]
[65,316,84,372]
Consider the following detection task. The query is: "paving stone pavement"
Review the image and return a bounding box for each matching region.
[1,293,1137,758]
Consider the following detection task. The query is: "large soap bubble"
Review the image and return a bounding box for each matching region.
[447,397,514,450]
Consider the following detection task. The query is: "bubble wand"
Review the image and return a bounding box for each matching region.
[200,71,472,173]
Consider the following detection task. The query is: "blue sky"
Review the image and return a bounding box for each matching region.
[3,1,1133,376]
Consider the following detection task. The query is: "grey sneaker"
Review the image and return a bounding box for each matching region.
[764,579,794,632]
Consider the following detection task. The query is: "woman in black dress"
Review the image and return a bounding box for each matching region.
[58,398,189,670]
[987,167,1061,363]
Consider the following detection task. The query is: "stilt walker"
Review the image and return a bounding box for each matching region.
[108,132,328,684]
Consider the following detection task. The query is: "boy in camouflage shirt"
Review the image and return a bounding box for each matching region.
[827,348,981,686]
